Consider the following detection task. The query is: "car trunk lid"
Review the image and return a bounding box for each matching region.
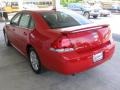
[59,24,111,53]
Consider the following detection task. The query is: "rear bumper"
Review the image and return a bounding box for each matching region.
[49,42,115,75]
[101,13,110,16]
[90,12,99,16]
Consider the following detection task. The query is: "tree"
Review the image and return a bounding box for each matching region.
[61,0,83,6]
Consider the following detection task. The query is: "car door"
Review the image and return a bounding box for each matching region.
[14,12,35,54]
[6,13,22,47]
[76,7,84,15]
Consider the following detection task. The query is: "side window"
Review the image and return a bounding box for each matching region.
[19,13,31,28]
[29,18,35,29]
[11,13,21,26]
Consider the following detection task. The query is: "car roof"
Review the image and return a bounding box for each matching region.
[21,7,56,13]
[21,9,58,14]
[68,3,81,5]
[21,8,77,14]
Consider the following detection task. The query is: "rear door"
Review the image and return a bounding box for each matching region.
[14,12,35,54]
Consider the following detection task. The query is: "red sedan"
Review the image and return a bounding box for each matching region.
[3,9,115,75]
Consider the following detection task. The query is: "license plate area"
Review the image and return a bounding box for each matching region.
[93,52,103,62]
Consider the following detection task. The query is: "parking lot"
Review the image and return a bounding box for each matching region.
[0,14,120,90]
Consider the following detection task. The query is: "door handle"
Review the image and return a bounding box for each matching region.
[13,29,15,31]
[23,32,27,35]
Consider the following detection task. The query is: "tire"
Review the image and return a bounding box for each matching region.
[4,32,11,46]
[93,15,98,19]
[103,15,107,17]
[83,12,90,19]
[28,48,42,74]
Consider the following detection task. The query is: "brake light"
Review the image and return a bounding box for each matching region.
[107,26,113,42]
[50,36,74,53]
[103,26,113,43]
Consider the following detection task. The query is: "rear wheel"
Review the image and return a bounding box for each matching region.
[4,32,11,46]
[83,12,90,19]
[93,15,98,19]
[29,48,42,74]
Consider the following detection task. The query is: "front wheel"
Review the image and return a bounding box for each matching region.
[83,12,90,19]
[4,32,11,46]
[103,15,107,17]
[29,48,42,74]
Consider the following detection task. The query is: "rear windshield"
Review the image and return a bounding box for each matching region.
[41,10,91,29]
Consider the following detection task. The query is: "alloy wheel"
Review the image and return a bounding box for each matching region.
[30,50,39,71]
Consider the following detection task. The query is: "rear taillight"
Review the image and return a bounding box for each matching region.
[109,32,113,42]
[107,26,113,42]
[103,26,113,43]
[50,36,74,53]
